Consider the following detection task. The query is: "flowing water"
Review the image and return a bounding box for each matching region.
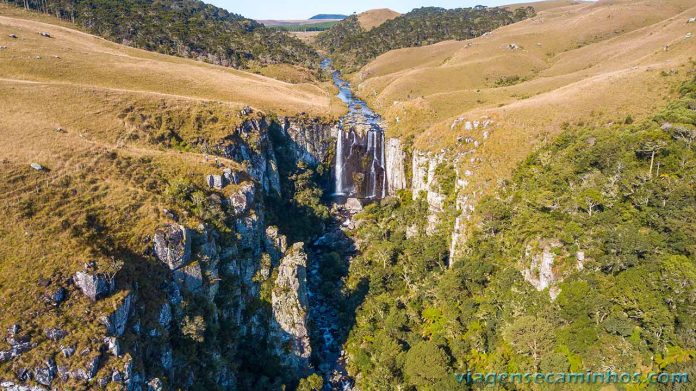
[306,59,389,390]
[323,58,387,199]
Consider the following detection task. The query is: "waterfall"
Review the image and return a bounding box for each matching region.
[335,127,344,195]
[326,57,389,201]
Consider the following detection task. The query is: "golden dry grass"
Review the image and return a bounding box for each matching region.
[0,5,344,118]
[291,31,322,45]
[0,5,342,378]
[352,0,696,196]
[357,8,401,31]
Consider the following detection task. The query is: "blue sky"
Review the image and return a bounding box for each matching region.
[206,0,528,20]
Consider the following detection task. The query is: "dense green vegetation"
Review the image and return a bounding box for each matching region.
[6,0,321,69]
[343,75,696,389]
[317,6,535,72]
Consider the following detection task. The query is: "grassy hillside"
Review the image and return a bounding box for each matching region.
[317,5,535,72]
[2,0,321,70]
[343,73,696,390]
[0,6,343,114]
[0,8,341,387]
[356,8,400,31]
[354,0,696,205]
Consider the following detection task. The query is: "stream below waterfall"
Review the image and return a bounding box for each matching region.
[305,59,388,390]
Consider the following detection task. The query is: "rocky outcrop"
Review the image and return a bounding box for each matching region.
[411,151,447,234]
[385,138,407,195]
[271,243,312,376]
[101,293,133,337]
[281,117,337,166]
[74,271,113,302]
[4,114,344,390]
[153,224,192,270]
[264,226,287,264]
[523,240,561,300]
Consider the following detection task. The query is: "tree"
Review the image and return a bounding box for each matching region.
[503,316,555,369]
[404,340,452,388]
[297,373,323,391]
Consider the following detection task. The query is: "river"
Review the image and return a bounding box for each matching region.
[305,59,388,390]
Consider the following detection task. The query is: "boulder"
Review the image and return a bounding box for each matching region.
[0,381,47,391]
[148,378,164,391]
[222,168,240,185]
[103,337,121,356]
[344,198,363,213]
[45,328,68,341]
[229,183,255,215]
[153,224,191,270]
[60,345,75,358]
[74,271,112,301]
[48,287,67,306]
[30,162,44,171]
[8,324,20,336]
[33,357,57,386]
[206,174,224,189]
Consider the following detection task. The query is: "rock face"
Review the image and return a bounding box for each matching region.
[271,243,311,376]
[153,224,192,270]
[281,117,337,166]
[101,293,133,337]
[7,114,351,390]
[264,226,287,264]
[411,151,447,234]
[384,137,407,195]
[523,241,562,300]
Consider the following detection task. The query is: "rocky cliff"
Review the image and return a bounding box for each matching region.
[0,110,336,390]
[270,243,312,375]
[384,138,407,195]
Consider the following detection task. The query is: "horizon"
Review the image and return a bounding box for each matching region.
[206,0,534,20]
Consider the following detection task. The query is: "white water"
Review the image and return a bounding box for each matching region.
[335,127,345,195]
[322,58,388,200]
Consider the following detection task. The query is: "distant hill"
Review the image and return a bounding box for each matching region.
[4,0,321,70]
[317,5,536,72]
[310,14,347,20]
[357,8,400,30]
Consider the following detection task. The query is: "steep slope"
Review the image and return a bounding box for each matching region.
[2,0,321,70]
[317,5,535,72]
[356,8,400,31]
[0,7,344,390]
[355,0,696,202]
[344,74,696,389]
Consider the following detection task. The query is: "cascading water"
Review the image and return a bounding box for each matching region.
[324,59,387,200]
[308,58,391,391]
[334,127,345,195]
